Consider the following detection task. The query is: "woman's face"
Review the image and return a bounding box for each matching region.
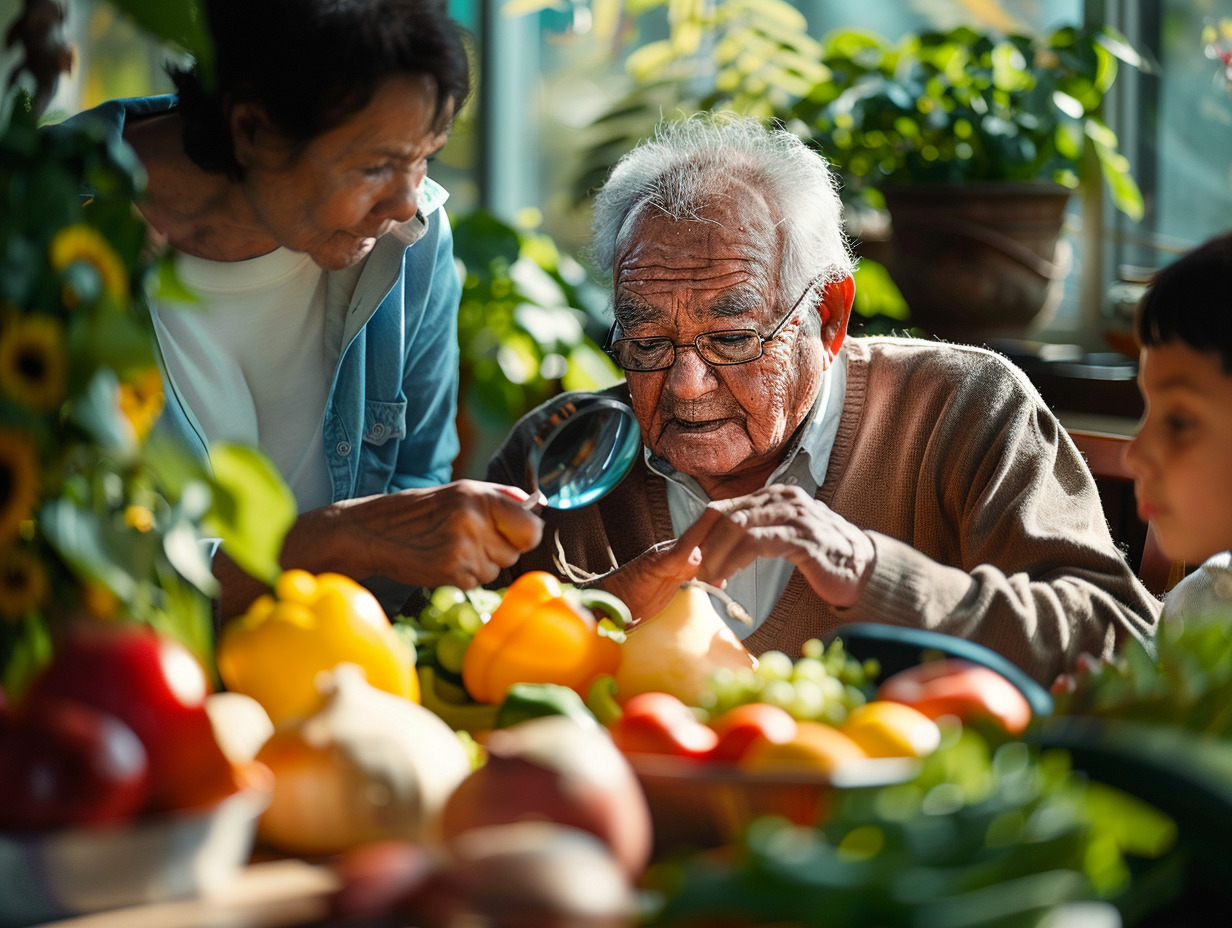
[1124,340,1232,564]
[235,73,451,270]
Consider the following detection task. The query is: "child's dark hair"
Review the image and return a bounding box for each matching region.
[168,0,470,178]
[1136,232,1232,372]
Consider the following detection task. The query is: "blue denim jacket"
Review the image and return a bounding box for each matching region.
[63,96,460,501]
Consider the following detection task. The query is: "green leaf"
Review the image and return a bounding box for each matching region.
[203,442,295,586]
[66,368,136,454]
[151,562,216,680]
[153,254,202,306]
[39,499,138,600]
[852,258,909,321]
[0,613,52,702]
[105,0,215,85]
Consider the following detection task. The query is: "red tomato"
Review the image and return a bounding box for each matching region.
[876,659,1033,735]
[24,624,239,812]
[707,703,799,763]
[0,697,150,830]
[609,692,718,758]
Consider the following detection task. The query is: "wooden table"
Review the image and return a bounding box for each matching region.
[30,860,342,928]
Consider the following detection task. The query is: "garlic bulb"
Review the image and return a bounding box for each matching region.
[257,663,470,856]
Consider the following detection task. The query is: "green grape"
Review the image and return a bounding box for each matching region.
[430,586,467,611]
[801,638,824,660]
[761,679,797,711]
[757,650,795,682]
[817,674,846,703]
[791,657,830,684]
[436,629,472,675]
[790,678,826,720]
[442,601,482,634]
[820,699,849,726]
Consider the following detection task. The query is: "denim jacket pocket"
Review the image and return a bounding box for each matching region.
[363,399,407,447]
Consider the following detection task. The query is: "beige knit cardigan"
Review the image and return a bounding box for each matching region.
[487,336,1161,684]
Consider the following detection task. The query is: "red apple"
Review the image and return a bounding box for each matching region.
[0,697,150,830]
[24,624,239,812]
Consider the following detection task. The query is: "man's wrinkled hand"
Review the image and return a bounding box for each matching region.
[691,485,876,608]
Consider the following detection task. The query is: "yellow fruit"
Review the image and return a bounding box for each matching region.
[739,720,866,775]
[614,582,756,706]
[840,700,941,759]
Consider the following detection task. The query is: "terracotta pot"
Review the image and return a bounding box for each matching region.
[881,183,1073,340]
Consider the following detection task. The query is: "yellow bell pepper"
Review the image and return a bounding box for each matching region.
[218,569,418,723]
[460,571,621,705]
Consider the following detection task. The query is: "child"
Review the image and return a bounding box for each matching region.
[1123,232,1232,621]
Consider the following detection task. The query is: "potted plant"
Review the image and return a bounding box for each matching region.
[786,23,1147,338]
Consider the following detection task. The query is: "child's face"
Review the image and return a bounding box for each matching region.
[1124,341,1232,563]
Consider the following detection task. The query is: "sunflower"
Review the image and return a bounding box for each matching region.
[0,545,48,623]
[0,315,67,412]
[48,223,130,306]
[117,367,166,443]
[0,430,39,544]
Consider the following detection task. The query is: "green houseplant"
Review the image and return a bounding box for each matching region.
[784,23,1147,338]
[538,4,1145,338]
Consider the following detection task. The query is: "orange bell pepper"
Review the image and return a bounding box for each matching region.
[461,571,622,705]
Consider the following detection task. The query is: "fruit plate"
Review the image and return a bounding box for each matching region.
[627,752,918,855]
[0,787,270,928]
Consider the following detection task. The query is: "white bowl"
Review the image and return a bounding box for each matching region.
[0,787,269,927]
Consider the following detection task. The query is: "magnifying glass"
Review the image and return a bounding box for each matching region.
[522,395,642,510]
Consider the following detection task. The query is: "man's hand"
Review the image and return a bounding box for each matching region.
[692,485,876,608]
[599,513,723,623]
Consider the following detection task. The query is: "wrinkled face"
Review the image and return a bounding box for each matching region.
[1123,341,1232,563]
[236,74,450,270]
[614,188,827,498]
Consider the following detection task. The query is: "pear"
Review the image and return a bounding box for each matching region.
[613,582,757,706]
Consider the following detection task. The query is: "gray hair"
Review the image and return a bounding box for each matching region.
[587,114,855,298]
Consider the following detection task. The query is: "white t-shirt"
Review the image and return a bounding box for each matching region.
[1162,551,1232,625]
[151,248,333,512]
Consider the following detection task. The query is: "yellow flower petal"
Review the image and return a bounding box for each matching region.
[48,223,130,306]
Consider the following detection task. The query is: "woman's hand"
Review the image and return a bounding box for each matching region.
[314,480,545,590]
[217,481,544,620]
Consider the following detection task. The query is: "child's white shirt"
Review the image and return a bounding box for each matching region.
[1161,550,1232,623]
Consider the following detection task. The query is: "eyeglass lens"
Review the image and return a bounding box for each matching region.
[612,331,761,371]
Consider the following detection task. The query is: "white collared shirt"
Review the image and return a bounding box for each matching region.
[647,347,849,639]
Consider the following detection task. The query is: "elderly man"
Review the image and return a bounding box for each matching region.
[487,116,1159,684]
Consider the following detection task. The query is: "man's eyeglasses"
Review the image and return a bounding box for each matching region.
[604,273,827,373]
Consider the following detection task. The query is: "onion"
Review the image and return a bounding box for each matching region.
[257,664,471,856]
[445,822,636,928]
[440,715,653,878]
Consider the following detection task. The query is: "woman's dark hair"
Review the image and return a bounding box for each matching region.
[169,0,470,176]
[1136,232,1232,372]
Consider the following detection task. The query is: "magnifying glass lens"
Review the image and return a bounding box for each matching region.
[528,398,641,510]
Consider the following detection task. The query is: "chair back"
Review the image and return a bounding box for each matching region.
[1067,428,1183,596]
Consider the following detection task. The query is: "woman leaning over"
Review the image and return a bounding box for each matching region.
[51,0,543,618]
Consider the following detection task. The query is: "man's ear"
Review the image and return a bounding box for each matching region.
[818,275,856,357]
